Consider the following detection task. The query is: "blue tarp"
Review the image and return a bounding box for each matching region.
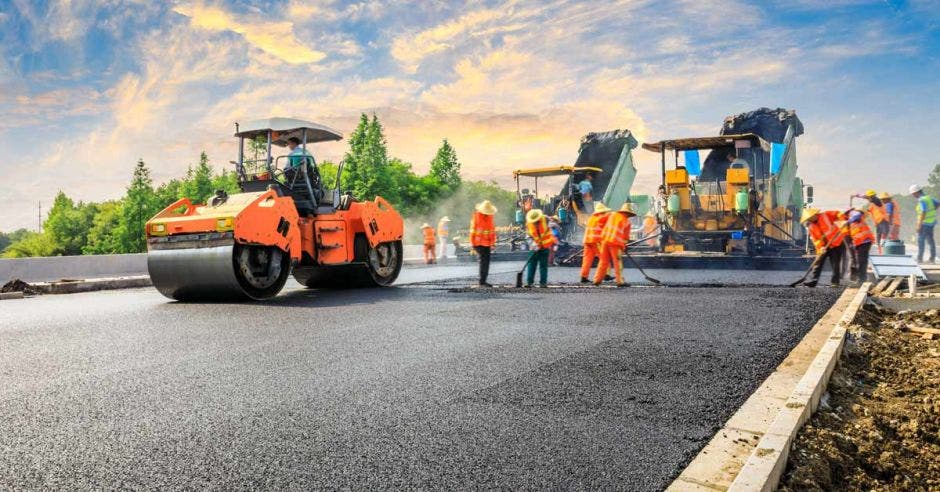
[770,142,786,174]
[684,150,701,176]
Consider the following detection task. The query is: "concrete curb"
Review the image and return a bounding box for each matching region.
[668,285,870,491]
[30,276,153,295]
[727,284,870,491]
[0,291,25,300]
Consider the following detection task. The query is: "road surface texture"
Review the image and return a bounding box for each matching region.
[0,263,841,490]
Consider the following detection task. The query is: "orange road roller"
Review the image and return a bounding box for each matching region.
[145,118,404,300]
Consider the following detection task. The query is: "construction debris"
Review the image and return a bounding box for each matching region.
[780,304,940,490]
[1,279,40,296]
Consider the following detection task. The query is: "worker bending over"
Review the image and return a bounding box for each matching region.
[525,209,556,287]
[911,184,939,264]
[470,200,498,287]
[846,208,875,283]
[800,208,847,287]
[594,203,636,287]
[421,223,436,264]
[580,203,612,283]
[854,190,887,253]
[437,216,451,262]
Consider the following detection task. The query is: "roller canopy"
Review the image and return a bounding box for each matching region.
[236,117,343,145]
[512,166,602,178]
[641,134,770,153]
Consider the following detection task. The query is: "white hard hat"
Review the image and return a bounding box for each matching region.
[910,184,923,194]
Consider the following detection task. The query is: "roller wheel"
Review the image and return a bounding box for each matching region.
[365,240,403,286]
[233,244,291,299]
[293,240,402,289]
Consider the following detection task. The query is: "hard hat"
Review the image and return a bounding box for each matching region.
[800,208,821,224]
[474,200,498,215]
[593,202,611,214]
[877,192,891,200]
[864,189,877,197]
[440,216,451,222]
[526,209,545,224]
[910,184,923,194]
[618,203,637,216]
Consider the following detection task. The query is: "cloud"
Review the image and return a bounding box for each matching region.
[173,2,327,64]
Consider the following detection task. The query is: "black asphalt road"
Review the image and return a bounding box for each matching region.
[0,265,841,490]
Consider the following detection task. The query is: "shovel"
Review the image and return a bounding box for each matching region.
[515,251,539,288]
[623,251,662,285]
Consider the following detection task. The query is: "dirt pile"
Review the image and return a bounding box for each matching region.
[780,304,940,491]
[1,279,40,295]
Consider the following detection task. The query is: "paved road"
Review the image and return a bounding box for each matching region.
[0,264,841,489]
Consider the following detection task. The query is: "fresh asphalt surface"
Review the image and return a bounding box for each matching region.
[0,262,842,490]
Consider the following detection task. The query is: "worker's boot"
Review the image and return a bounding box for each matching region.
[616,282,629,288]
[479,282,493,288]
[604,275,614,281]
[580,277,590,284]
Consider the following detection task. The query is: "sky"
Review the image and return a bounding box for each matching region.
[0,0,938,231]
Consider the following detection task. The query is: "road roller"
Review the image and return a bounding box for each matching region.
[145,117,404,301]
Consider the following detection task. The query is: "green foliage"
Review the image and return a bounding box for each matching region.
[0,228,30,253]
[180,151,215,204]
[118,159,159,254]
[42,191,98,255]
[342,114,393,201]
[2,231,56,258]
[429,139,461,190]
[82,201,123,255]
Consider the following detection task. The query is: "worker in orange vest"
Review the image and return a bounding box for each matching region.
[525,209,556,287]
[580,202,612,283]
[845,207,875,283]
[854,190,888,252]
[800,208,847,287]
[421,223,436,264]
[470,200,498,287]
[593,203,636,287]
[880,192,901,241]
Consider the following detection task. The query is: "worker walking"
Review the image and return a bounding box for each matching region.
[855,190,888,253]
[470,200,498,287]
[525,209,556,287]
[911,184,940,264]
[846,208,875,283]
[580,202,612,283]
[800,208,847,287]
[437,216,451,262]
[593,203,636,287]
[421,223,436,265]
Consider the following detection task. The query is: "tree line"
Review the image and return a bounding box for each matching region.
[0,113,515,257]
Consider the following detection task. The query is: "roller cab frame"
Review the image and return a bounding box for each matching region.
[146,117,404,301]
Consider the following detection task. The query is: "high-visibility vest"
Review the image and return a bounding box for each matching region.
[469,212,496,247]
[886,201,901,226]
[918,195,938,225]
[422,226,436,246]
[868,203,887,224]
[437,220,449,237]
[849,218,875,246]
[807,210,845,251]
[527,217,556,249]
[601,212,632,248]
[583,212,611,245]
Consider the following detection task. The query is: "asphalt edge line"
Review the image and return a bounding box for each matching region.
[666,286,867,491]
[727,284,870,492]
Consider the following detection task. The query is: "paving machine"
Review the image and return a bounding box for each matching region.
[145,117,404,300]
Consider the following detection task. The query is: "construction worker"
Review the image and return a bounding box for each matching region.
[525,209,556,287]
[437,216,451,262]
[800,208,847,287]
[845,208,875,283]
[578,173,595,214]
[854,190,887,253]
[421,223,436,265]
[911,184,940,264]
[580,202,612,283]
[470,200,498,286]
[642,211,658,246]
[594,203,636,287]
[881,192,901,240]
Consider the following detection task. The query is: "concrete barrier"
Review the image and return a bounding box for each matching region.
[0,254,148,284]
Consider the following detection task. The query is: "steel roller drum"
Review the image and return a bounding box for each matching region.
[148,245,248,300]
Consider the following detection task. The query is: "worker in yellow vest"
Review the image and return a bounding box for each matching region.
[421,223,436,264]
[470,200,498,286]
[525,209,556,287]
[593,203,636,287]
[579,203,611,283]
[911,184,939,264]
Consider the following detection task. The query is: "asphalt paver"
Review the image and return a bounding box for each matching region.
[0,264,841,489]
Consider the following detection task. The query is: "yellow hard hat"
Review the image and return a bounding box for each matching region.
[526,209,545,224]
[593,202,611,214]
[800,208,821,224]
[864,189,877,197]
[877,192,891,200]
[474,200,498,215]
[618,203,637,216]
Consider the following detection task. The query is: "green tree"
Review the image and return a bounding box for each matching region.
[926,163,940,197]
[83,201,123,254]
[0,228,30,253]
[429,139,461,190]
[118,159,158,253]
[342,113,394,201]
[181,151,215,204]
[2,231,57,258]
[43,192,97,255]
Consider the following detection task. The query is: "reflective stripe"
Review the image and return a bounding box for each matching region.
[527,217,556,248]
[850,219,875,246]
[470,212,496,247]
[601,212,631,247]
[583,212,610,245]
[919,195,937,225]
[422,227,435,245]
[807,210,845,250]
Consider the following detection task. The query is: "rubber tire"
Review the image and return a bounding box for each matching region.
[293,240,403,289]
